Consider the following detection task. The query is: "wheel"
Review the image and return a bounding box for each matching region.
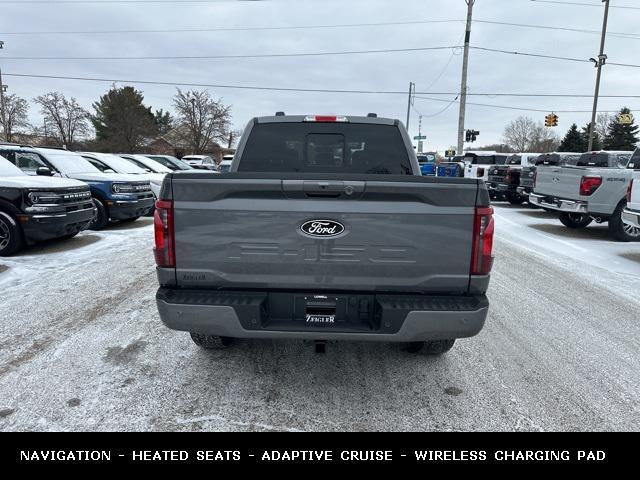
[189,332,235,349]
[506,192,525,205]
[424,339,455,355]
[88,198,108,230]
[609,201,640,242]
[406,339,455,355]
[405,342,425,353]
[0,211,24,256]
[558,212,592,229]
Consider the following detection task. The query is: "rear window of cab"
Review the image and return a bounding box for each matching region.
[627,148,640,169]
[238,123,412,175]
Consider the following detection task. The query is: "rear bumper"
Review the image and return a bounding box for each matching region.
[488,181,510,192]
[622,209,640,228]
[529,193,588,213]
[108,197,155,220]
[21,205,96,243]
[156,288,489,342]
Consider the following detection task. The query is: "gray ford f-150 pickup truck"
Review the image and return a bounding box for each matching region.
[154,114,494,354]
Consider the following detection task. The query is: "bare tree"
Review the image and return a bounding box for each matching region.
[595,112,612,141]
[0,94,30,142]
[503,116,537,152]
[173,88,231,154]
[529,124,560,152]
[227,128,243,149]
[503,116,559,152]
[33,92,91,148]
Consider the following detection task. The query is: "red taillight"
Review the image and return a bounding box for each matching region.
[303,115,348,123]
[579,176,602,196]
[154,199,175,268]
[470,206,494,276]
[477,167,485,178]
[627,179,634,203]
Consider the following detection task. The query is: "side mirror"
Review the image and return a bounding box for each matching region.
[36,166,53,176]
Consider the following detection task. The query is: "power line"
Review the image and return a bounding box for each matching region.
[529,0,640,10]
[414,96,460,118]
[0,0,251,3]
[1,45,459,60]
[5,72,640,98]
[0,19,462,35]
[4,44,638,68]
[414,95,635,113]
[2,19,638,39]
[471,46,640,68]
[473,19,640,40]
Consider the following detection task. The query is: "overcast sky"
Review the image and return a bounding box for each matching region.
[1,0,638,152]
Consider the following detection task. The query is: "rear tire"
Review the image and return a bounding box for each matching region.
[609,201,640,242]
[89,198,108,230]
[423,339,456,355]
[406,339,455,355]
[0,211,24,256]
[506,192,525,205]
[558,212,592,229]
[189,333,235,349]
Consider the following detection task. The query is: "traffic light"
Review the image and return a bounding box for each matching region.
[545,113,559,127]
[465,129,480,142]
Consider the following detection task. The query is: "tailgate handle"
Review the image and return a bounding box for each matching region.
[302,181,363,197]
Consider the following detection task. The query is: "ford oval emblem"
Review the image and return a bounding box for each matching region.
[300,219,345,238]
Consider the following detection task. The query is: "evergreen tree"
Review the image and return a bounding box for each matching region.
[581,123,601,151]
[91,86,157,152]
[154,109,174,135]
[558,123,585,152]
[603,107,639,151]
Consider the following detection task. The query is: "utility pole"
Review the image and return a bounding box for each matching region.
[417,114,423,153]
[457,0,475,155]
[0,69,6,143]
[588,0,610,151]
[0,41,6,142]
[405,82,414,132]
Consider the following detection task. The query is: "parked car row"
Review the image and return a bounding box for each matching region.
[445,147,639,242]
[529,149,640,241]
[0,145,236,255]
[418,152,464,177]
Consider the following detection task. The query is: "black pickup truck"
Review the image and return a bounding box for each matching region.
[0,155,95,256]
[487,153,541,204]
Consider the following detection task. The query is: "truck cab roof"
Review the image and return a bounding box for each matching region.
[252,114,398,126]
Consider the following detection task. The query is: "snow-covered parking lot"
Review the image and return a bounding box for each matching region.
[0,204,638,431]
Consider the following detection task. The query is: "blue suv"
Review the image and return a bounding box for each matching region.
[417,153,437,176]
[1,145,154,230]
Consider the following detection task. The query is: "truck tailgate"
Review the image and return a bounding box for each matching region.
[534,166,583,199]
[170,174,479,294]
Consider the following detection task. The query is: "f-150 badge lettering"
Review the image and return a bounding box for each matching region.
[300,220,345,238]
